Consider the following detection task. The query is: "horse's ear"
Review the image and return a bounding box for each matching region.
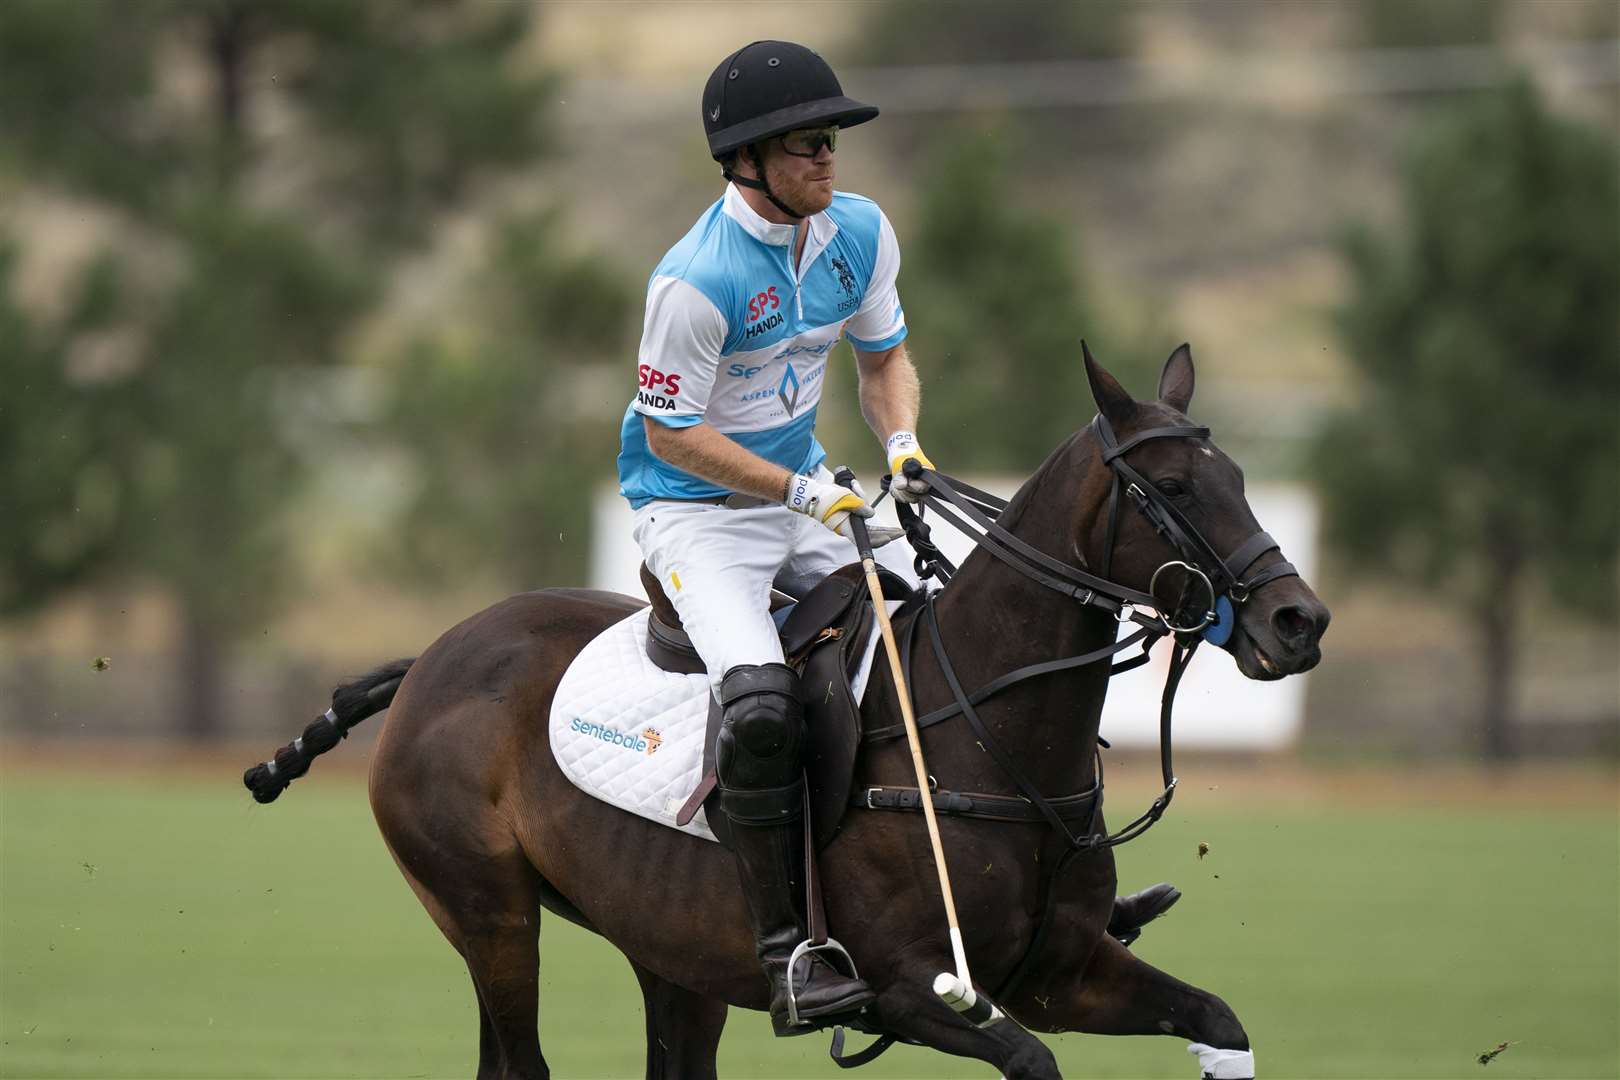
[1083,340,1137,426]
[1158,343,1195,414]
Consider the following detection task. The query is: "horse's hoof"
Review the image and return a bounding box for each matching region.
[1109,882,1182,946]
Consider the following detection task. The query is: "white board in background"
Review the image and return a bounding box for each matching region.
[591,478,1317,750]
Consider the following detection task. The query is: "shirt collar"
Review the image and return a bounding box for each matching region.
[723,182,825,248]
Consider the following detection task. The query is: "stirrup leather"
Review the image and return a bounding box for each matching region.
[783,937,862,1028]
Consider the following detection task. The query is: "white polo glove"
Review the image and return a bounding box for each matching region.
[886,431,935,504]
[785,473,873,539]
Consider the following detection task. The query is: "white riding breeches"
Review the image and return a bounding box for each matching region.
[632,468,921,697]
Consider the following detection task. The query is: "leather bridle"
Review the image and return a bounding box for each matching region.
[833,415,1303,1065]
[870,414,1301,851]
[1093,414,1299,629]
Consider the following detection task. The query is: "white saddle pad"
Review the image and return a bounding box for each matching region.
[549,605,886,843]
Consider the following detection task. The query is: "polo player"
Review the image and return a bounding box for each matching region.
[616,39,1179,1036]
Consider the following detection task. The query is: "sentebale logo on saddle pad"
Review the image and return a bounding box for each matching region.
[568,718,662,755]
[548,607,882,843]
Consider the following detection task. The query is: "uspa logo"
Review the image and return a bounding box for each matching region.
[570,718,662,755]
[830,256,856,298]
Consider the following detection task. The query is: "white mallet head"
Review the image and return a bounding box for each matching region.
[933,972,1001,1027]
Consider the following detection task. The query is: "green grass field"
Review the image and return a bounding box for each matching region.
[1,760,1615,1080]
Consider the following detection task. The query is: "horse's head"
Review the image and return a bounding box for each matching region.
[1076,343,1330,679]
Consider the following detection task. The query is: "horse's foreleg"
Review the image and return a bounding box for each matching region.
[628,961,727,1080]
[867,957,1062,1080]
[1024,935,1253,1078]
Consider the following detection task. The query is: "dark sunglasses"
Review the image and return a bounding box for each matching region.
[779,126,839,157]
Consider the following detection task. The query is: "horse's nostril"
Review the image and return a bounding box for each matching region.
[1272,605,1315,648]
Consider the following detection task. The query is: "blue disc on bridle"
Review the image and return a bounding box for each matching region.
[1202,594,1235,647]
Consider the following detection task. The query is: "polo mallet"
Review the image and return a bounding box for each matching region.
[833,466,1004,1029]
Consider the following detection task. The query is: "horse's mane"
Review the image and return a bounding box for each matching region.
[987,422,1097,537]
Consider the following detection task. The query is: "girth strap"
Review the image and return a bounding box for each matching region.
[855,782,1100,824]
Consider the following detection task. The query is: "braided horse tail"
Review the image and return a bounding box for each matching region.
[243,658,414,804]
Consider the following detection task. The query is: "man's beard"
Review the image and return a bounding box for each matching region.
[765,163,834,217]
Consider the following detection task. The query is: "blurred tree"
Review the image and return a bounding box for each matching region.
[0,1,174,212]
[123,209,370,737]
[1358,0,1501,48]
[1312,79,1618,760]
[820,133,1148,475]
[852,0,1130,64]
[381,211,632,590]
[0,0,554,736]
[847,0,1142,163]
[0,243,128,614]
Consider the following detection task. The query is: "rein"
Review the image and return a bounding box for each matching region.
[851,416,1301,1023]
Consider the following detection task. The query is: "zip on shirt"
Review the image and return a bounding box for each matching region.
[788,218,833,324]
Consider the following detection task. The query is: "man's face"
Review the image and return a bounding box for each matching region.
[757,131,836,216]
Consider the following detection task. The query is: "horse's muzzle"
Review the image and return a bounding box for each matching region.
[1230,583,1330,680]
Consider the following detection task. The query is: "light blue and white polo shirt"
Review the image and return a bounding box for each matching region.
[616,183,908,507]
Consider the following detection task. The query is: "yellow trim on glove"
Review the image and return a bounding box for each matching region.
[820,490,867,524]
[889,447,935,476]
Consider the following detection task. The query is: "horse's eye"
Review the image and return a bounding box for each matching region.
[1156,479,1186,499]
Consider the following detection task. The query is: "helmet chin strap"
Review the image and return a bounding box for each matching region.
[725,145,805,221]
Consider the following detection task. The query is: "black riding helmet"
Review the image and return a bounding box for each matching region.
[703,41,877,219]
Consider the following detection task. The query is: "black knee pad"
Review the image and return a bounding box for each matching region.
[716,663,804,793]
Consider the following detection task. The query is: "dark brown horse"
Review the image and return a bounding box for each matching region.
[246,345,1328,1079]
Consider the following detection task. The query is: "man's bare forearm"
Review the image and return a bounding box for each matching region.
[643,417,794,501]
[855,342,921,444]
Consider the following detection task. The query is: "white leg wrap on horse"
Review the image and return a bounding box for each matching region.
[1188,1043,1255,1079]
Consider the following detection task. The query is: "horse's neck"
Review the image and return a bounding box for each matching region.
[920,440,1118,793]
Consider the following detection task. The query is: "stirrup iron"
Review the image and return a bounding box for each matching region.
[784,936,861,1028]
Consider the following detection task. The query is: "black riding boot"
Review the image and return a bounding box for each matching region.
[717,664,875,1036]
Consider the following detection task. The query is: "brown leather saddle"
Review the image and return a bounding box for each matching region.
[639,562,915,850]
